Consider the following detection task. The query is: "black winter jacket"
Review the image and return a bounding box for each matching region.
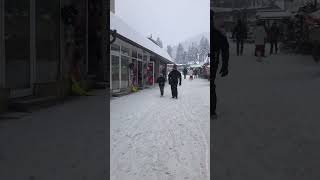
[157,76,166,86]
[168,70,182,85]
[211,27,229,73]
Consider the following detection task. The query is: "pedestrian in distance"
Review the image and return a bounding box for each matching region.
[254,20,267,61]
[189,68,194,80]
[269,22,280,55]
[168,64,182,99]
[183,67,188,79]
[233,19,247,56]
[156,74,166,97]
[211,10,230,120]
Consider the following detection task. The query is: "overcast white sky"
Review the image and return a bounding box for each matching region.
[115,0,209,48]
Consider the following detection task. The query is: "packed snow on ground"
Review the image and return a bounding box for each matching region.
[110,77,210,180]
[213,42,320,179]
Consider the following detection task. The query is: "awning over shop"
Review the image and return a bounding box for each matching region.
[256,11,292,20]
[110,12,174,64]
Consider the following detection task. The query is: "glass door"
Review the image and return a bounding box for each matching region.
[4,0,31,96]
[138,60,142,87]
[36,0,60,83]
[147,62,154,86]
[0,0,4,87]
[120,56,129,89]
[111,55,120,92]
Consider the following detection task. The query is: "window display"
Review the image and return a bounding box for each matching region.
[147,62,154,86]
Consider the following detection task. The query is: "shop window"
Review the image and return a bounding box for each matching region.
[36,0,60,82]
[111,44,120,52]
[5,0,31,89]
[121,56,129,89]
[132,50,137,58]
[111,55,120,90]
[121,46,129,56]
[143,55,148,61]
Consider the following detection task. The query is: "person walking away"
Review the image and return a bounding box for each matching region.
[254,21,267,61]
[233,19,247,56]
[269,22,280,54]
[157,74,166,97]
[168,64,182,99]
[162,67,167,79]
[183,67,188,79]
[189,68,194,80]
[211,10,230,120]
[194,69,198,79]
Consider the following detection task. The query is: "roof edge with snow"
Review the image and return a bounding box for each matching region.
[110,12,173,64]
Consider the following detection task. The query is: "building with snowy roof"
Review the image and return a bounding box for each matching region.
[110,12,174,94]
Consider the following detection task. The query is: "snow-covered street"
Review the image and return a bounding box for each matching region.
[110,78,210,180]
[213,43,320,179]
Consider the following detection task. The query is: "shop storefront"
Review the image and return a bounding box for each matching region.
[110,38,156,93]
[110,12,173,94]
[0,0,61,98]
[0,0,106,99]
[110,39,130,93]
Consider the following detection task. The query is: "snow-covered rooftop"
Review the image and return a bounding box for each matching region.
[110,12,173,64]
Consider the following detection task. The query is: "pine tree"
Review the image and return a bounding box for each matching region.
[175,43,184,64]
[156,37,163,48]
[167,45,173,58]
[188,43,199,64]
[199,37,210,63]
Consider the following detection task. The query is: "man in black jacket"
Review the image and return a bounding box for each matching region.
[233,19,247,56]
[183,67,188,79]
[168,64,182,99]
[211,10,230,120]
[269,22,280,54]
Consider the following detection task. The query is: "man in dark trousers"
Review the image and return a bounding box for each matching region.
[183,67,188,79]
[211,10,230,120]
[269,22,280,54]
[233,19,247,56]
[168,64,182,99]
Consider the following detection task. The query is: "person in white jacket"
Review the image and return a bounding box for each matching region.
[254,21,267,60]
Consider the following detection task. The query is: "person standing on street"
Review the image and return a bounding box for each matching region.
[211,10,230,120]
[168,64,182,99]
[254,21,267,61]
[189,68,194,80]
[194,68,198,79]
[157,74,166,97]
[269,22,280,54]
[233,19,247,56]
[183,67,188,79]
